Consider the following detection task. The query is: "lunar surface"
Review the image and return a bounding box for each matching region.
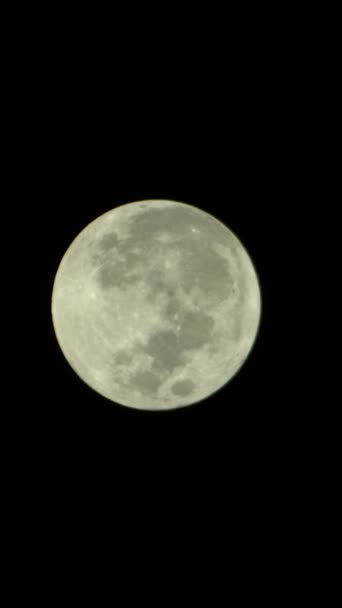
[51,200,261,410]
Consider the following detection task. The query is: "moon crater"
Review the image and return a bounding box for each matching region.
[171,379,196,397]
[143,330,186,373]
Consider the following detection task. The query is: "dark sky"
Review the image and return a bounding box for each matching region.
[15,25,305,544]
[3,18,322,594]
[38,95,281,483]
[3,6,326,592]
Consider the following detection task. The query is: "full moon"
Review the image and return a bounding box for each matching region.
[51,200,261,410]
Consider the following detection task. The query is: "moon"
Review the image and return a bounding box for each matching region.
[51,200,261,410]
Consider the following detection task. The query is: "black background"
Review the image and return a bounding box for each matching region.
[35,79,285,496]
[25,37,294,482]
[3,4,333,597]
[10,10,315,574]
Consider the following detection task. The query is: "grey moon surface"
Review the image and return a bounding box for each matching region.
[51,200,261,410]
